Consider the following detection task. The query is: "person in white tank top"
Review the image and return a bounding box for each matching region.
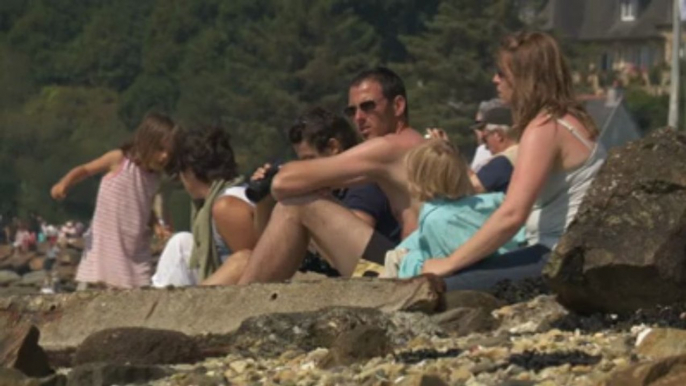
[152,127,257,287]
[421,31,606,291]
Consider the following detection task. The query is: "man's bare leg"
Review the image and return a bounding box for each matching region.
[238,196,375,284]
[201,249,252,286]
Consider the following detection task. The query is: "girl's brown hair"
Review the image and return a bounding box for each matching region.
[499,31,598,138]
[405,139,474,202]
[121,112,179,172]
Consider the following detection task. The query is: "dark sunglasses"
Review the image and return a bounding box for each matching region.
[344,100,377,118]
[495,67,506,79]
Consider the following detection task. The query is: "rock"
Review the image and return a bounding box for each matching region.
[600,354,686,386]
[490,278,551,305]
[17,272,46,287]
[226,307,396,358]
[320,325,391,368]
[0,368,64,386]
[493,295,568,334]
[389,312,445,341]
[65,239,84,252]
[66,362,167,386]
[0,271,20,287]
[449,367,472,383]
[429,291,502,336]
[0,246,11,259]
[444,291,504,311]
[431,307,497,336]
[0,287,38,298]
[171,371,227,386]
[0,368,30,386]
[73,327,200,366]
[636,328,686,360]
[544,128,686,314]
[0,277,442,352]
[28,258,43,272]
[397,374,449,386]
[0,324,52,377]
[0,254,36,275]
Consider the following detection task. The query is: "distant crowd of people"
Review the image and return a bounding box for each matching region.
[49,31,606,292]
[1,213,84,254]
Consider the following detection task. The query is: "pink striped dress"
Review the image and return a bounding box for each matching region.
[76,158,160,288]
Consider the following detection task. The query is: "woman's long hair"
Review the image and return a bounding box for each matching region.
[499,31,598,139]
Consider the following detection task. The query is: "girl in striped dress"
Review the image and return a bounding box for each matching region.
[51,113,179,289]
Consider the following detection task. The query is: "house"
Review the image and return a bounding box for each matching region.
[539,0,675,85]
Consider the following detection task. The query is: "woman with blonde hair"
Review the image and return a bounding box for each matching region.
[382,139,521,278]
[422,31,606,290]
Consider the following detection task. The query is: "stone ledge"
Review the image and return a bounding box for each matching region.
[0,276,443,351]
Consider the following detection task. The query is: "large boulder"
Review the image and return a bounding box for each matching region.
[544,128,686,314]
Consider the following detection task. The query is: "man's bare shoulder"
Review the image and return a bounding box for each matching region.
[361,128,424,159]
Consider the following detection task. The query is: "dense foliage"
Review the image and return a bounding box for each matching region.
[0,0,667,227]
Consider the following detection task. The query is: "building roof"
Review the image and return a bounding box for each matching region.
[583,94,643,148]
[540,0,672,41]
[585,97,617,129]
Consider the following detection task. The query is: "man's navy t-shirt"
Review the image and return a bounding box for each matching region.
[336,184,400,245]
[476,156,514,193]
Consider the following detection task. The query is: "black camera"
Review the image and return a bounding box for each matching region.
[245,164,280,203]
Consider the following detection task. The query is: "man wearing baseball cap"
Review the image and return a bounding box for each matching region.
[470,106,518,193]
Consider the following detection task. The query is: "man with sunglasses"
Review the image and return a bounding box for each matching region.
[237,67,424,284]
[470,99,502,172]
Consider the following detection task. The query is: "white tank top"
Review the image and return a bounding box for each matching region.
[525,118,606,249]
[211,185,254,260]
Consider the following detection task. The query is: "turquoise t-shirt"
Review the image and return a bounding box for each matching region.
[397,193,524,278]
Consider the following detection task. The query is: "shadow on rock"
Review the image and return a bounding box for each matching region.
[73,327,201,366]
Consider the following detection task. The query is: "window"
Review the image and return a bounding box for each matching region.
[620,0,637,21]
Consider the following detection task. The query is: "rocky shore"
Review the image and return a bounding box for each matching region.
[3,129,686,385]
[2,279,686,386]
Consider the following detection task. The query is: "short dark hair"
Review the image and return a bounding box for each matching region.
[287,107,361,152]
[171,126,238,183]
[349,66,409,121]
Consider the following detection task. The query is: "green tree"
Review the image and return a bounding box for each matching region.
[54,0,154,91]
[2,86,129,220]
[174,0,382,170]
[624,87,668,134]
[400,0,522,145]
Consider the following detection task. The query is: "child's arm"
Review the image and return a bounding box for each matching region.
[51,150,124,200]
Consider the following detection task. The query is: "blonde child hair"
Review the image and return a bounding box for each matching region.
[405,139,475,202]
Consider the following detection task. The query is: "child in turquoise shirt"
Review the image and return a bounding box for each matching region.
[383,139,523,278]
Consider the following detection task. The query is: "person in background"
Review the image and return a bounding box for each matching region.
[51,112,180,289]
[12,221,31,254]
[423,31,606,291]
[202,106,401,284]
[152,127,258,287]
[470,99,504,172]
[41,235,60,294]
[237,67,424,284]
[470,106,519,193]
[383,139,521,278]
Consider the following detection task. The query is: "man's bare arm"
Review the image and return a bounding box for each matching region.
[271,137,396,201]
